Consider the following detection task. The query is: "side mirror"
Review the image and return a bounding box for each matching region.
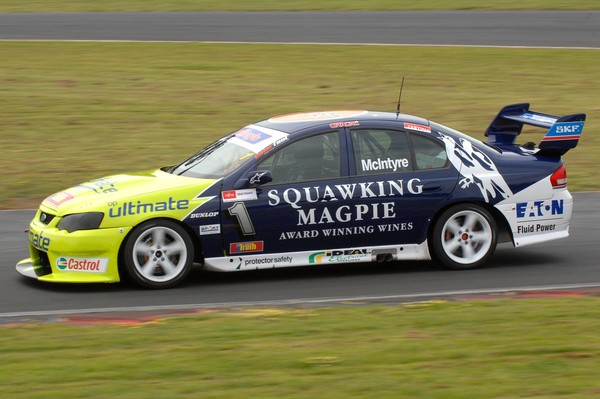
[248,170,273,187]
[233,170,273,190]
[233,170,273,189]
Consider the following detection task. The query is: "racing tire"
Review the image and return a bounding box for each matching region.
[431,204,497,270]
[123,219,194,289]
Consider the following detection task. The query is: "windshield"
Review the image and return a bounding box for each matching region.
[169,124,289,179]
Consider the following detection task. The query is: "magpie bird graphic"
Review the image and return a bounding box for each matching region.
[439,133,513,202]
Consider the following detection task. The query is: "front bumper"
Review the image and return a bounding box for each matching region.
[16,209,132,283]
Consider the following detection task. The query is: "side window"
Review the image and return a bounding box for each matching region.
[410,134,448,170]
[351,129,412,175]
[257,131,340,184]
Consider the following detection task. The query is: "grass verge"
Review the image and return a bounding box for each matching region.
[0,0,598,12]
[1,41,599,208]
[2,298,600,398]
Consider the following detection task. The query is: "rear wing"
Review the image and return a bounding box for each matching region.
[484,103,586,156]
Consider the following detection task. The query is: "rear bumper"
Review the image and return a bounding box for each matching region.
[495,187,572,248]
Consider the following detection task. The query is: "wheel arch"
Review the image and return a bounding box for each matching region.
[427,200,513,247]
[116,217,204,280]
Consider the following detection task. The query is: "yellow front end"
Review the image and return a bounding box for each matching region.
[18,207,132,283]
[16,170,218,284]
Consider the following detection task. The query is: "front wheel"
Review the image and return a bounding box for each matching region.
[123,220,194,289]
[431,204,497,270]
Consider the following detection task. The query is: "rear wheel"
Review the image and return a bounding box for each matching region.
[431,204,497,270]
[123,220,193,289]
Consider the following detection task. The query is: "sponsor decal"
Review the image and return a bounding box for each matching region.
[229,125,289,154]
[543,122,584,141]
[254,136,289,159]
[281,230,321,240]
[29,230,50,251]
[404,122,431,133]
[239,256,293,270]
[361,157,409,172]
[249,171,269,185]
[75,178,118,194]
[108,197,189,218]
[517,223,557,234]
[45,191,74,207]
[516,199,564,220]
[267,179,423,226]
[268,180,423,209]
[56,256,108,273]
[230,241,264,254]
[254,144,274,159]
[329,121,360,128]
[268,110,368,123]
[274,136,289,146]
[279,223,413,240]
[234,127,272,144]
[309,251,327,264]
[438,132,512,203]
[199,224,221,235]
[295,203,396,226]
[190,211,219,219]
[222,189,258,203]
[309,249,370,264]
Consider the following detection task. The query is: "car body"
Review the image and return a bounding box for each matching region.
[17,104,585,288]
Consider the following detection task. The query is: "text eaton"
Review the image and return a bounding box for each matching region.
[516,200,564,219]
[109,198,189,218]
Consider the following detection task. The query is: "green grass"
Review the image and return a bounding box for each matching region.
[1,41,599,208]
[0,0,598,12]
[2,298,600,398]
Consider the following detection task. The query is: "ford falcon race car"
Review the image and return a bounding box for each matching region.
[17,104,585,289]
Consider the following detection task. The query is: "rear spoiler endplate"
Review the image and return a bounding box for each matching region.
[485,103,585,156]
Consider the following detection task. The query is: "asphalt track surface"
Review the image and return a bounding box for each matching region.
[1,192,598,318]
[0,11,599,47]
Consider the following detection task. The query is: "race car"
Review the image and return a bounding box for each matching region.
[17,104,585,289]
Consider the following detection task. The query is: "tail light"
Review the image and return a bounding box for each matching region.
[550,164,567,189]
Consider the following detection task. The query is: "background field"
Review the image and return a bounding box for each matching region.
[1,42,598,208]
[3,298,600,398]
[0,0,598,12]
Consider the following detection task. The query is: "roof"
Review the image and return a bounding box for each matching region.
[256,110,430,134]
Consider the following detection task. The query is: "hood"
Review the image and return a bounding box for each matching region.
[41,169,218,217]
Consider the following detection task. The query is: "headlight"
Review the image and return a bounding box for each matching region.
[57,212,104,233]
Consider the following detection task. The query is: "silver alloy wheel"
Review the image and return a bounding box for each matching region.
[440,209,493,265]
[131,226,188,283]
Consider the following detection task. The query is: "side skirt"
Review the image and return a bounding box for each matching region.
[203,242,431,272]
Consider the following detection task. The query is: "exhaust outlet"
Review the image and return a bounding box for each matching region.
[372,249,397,263]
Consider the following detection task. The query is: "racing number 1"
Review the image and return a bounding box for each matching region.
[228,202,256,236]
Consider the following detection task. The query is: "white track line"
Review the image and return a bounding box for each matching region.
[0,39,598,50]
[2,282,600,319]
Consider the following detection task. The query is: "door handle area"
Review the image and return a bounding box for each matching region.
[422,185,442,192]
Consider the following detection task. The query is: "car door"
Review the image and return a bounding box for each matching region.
[219,129,353,259]
[347,127,459,247]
